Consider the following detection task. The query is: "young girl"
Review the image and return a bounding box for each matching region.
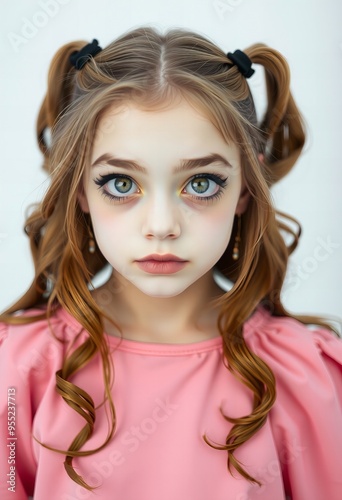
[0,26,341,500]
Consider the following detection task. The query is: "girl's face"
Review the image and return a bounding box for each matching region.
[78,98,249,298]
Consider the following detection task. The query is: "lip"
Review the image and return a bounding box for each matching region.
[135,260,188,274]
[136,254,187,262]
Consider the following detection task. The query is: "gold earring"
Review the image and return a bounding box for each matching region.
[232,214,241,261]
[88,225,96,254]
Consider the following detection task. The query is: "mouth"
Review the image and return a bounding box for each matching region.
[135,258,188,274]
[136,254,188,263]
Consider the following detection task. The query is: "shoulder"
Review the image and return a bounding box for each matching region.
[0,305,84,346]
[244,308,342,497]
[244,307,342,417]
[0,306,86,384]
[244,306,342,380]
[244,306,342,446]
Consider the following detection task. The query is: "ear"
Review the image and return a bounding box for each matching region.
[77,183,90,213]
[235,182,251,215]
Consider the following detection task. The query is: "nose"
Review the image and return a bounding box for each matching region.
[141,191,181,240]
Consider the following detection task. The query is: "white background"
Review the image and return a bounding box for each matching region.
[0,0,341,325]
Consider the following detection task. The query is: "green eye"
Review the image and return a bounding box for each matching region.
[184,173,228,200]
[187,177,214,195]
[94,172,228,204]
[94,174,139,201]
[108,177,134,194]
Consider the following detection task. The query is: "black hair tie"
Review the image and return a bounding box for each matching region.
[70,39,102,70]
[227,49,255,78]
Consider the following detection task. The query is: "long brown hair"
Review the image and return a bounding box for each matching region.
[0,26,337,489]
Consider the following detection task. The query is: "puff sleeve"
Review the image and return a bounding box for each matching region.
[245,310,342,500]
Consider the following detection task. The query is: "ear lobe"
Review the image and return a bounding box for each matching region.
[77,185,90,213]
[235,185,250,215]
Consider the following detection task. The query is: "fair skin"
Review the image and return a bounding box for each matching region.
[78,96,250,343]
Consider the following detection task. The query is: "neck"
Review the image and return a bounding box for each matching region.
[92,269,225,343]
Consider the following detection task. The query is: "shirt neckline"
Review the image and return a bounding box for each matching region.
[55,304,266,356]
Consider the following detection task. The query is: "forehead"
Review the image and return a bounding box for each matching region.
[92,97,238,159]
[97,98,209,132]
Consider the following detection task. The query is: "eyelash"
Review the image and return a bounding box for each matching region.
[94,172,229,204]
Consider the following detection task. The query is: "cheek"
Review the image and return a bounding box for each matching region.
[88,201,116,240]
[88,200,136,259]
[192,206,235,253]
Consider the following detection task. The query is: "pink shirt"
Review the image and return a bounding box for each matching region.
[0,305,341,499]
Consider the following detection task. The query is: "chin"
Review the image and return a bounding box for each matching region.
[132,280,192,298]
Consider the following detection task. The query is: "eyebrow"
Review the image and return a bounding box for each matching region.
[91,153,233,174]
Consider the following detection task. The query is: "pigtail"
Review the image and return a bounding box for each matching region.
[36,41,87,173]
[242,44,306,263]
[245,44,306,185]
